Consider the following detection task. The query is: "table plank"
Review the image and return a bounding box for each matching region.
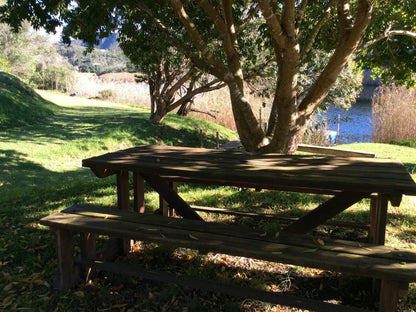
[82,145,416,196]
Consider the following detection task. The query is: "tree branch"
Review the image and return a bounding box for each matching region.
[300,0,335,60]
[282,0,296,40]
[357,29,416,53]
[135,1,220,78]
[236,4,260,33]
[296,0,308,28]
[298,0,374,117]
[336,0,354,34]
[257,0,286,48]
[168,0,227,79]
[166,66,196,99]
[169,79,226,112]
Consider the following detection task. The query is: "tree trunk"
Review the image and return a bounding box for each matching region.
[177,100,193,116]
[227,79,265,152]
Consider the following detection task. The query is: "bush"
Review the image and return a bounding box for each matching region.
[98,89,114,99]
[372,85,416,142]
[389,139,416,148]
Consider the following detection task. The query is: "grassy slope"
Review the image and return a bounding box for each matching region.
[0,91,415,311]
[0,73,59,130]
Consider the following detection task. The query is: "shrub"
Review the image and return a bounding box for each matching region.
[372,85,416,143]
[98,88,114,99]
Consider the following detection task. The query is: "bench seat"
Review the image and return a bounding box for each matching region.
[40,205,416,312]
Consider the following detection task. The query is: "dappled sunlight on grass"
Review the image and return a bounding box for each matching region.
[1,91,415,311]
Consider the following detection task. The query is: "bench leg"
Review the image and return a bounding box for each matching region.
[80,232,96,282]
[54,228,78,290]
[379,279,408,312]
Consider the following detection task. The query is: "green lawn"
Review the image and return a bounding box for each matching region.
[0,90,415,311]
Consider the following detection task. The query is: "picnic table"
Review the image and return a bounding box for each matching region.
[41,144,416,311]
[82,144,416,245]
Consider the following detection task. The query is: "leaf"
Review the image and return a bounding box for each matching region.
[189,234,198,240]
[73,291,85,298]
[274,232,280,238]
[313,238,325,246]
[303,248,320,253]
[259,232,267,237]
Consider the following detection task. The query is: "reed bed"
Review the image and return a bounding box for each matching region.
[372,85,416,143]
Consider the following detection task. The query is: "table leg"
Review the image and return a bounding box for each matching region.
[369,194,388,245]
[117,170,131,211]
[160,181,177,216]
[133,172,145,213]
[116,170,132,253]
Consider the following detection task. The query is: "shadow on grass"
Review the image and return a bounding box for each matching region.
[83,243,379,311]
[0,106,227,149]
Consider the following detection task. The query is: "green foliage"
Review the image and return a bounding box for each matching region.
[390,139,416,148]
[0,72,58,130]
[0,22,73,90]
[0,56,10,72]
[98,88,113,99]
[357,1,416,86]
[55,43,135,75]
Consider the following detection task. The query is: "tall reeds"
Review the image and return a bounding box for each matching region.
[372,85,416,143]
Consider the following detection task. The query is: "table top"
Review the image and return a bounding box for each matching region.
[82,145,416,196]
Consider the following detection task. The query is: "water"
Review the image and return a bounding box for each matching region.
[318,102,373,144]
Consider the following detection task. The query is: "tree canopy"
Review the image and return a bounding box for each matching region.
[2,1,415,153]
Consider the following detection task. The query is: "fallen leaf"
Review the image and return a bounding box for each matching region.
[189,234,198,240]
[313,238,325,246]
[73,291,84,298]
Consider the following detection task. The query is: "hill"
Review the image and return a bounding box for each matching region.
[0,72,59,130]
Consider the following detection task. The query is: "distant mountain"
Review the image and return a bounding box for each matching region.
[98,33,119,50]
[71,33,119,51]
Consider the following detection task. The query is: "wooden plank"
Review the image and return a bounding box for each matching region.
[283,192,370,234]
[297,144,376,158]
[40,212,416,281]
[61,205,416,262]
[75,258,371,312]
[191,205,370,229]
[82,146,416,196]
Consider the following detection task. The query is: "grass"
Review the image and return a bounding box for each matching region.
[1,86,416,311]
[0,72,59,131]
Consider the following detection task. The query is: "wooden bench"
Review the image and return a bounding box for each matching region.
[40,205,416,312]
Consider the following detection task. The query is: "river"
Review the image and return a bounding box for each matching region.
[319,101,373,144]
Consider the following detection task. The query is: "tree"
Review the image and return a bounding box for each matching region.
[3,1,415,153]
[0,21,72,90]
[118,17,225,123]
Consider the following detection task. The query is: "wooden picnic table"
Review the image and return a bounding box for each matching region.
[82,145,416,246]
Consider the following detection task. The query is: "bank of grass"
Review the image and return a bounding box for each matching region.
[0,72,59,131]
[0,90,415,311]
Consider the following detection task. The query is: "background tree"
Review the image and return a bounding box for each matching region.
[0,21,73,91]
[119,16,225,123]
[2,1,415,153]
